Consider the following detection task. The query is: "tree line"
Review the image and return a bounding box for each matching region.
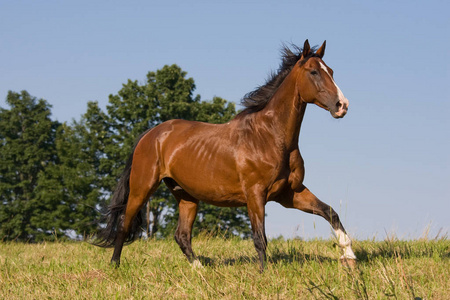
[0,64,251,242]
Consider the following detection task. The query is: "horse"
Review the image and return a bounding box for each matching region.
[94,39,357,271]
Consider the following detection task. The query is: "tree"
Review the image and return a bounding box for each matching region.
[33,103,112,239]
[102,64,250,238]
[0,91,59,241]
[0,91,111,241]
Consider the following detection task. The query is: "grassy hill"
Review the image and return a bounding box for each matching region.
[1,235,448,299]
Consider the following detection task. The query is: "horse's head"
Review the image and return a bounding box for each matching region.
[297,40,349,118]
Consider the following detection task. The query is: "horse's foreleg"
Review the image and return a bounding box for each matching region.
[247,192,267,272]
[278,185,357,262]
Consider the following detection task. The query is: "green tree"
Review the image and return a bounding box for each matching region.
[78,101,116,199]
[34,103,113,240]
[0,91,110,241]
[0,91,59,241]
[33,124,95,239]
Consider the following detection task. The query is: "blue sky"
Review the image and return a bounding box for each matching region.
[1,0,449,240]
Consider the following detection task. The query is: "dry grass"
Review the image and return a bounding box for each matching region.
[0,235,448,299]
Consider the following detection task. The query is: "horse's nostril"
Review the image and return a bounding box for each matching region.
[336,101,343,109]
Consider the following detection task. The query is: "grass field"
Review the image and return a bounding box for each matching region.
[1,235,448,299]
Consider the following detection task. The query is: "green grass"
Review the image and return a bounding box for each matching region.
[1,235,448,299]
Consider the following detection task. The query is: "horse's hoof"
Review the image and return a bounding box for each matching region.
[340,257,357,269]
[110,260,120,268]
[192,259,204,269]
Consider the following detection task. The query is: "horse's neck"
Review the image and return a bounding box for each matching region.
[258,68,306,150]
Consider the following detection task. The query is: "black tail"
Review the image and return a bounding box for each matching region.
[92,131,150,248]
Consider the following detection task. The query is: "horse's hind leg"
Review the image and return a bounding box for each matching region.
[164,179,199,264]
[278,185,357,263]
[111,163,161,266]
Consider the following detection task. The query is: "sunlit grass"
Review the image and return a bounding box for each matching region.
[0,235,448,299]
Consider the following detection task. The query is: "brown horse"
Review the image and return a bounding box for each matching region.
[94,40,357,271]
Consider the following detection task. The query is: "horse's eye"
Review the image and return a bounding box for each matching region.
[311,70,319,75]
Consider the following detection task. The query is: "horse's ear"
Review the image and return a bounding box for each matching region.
[301,39,311,58]
[316,40,326,58]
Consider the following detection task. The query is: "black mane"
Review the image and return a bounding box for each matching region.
[240,43,318,112]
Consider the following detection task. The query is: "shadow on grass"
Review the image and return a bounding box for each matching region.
[196,251,334,268]
[196,255,256,267]
[196,239,449,268]
[353,239,450,262]
[268,251,334,265]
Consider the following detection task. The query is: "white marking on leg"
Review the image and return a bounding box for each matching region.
[335,229,357,260]
[192,259,204,269]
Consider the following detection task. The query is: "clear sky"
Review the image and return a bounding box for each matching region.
[1,0,449,240]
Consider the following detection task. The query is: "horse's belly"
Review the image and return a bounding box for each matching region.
[171,173,246,207]
[166,158,246,206]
